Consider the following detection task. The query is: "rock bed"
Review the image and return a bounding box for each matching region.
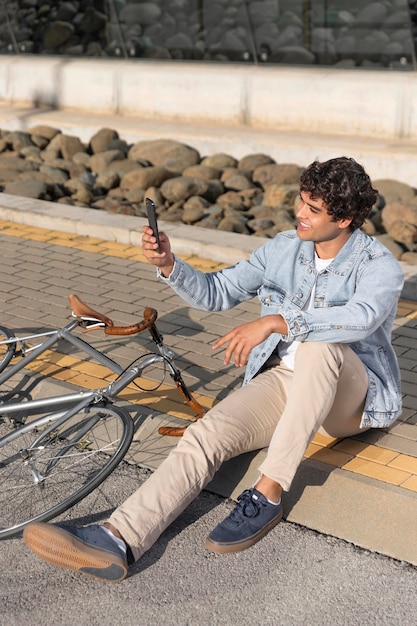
[0,0,413,68]
[0,125,416,265]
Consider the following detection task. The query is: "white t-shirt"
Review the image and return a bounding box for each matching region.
[277,253,333,370]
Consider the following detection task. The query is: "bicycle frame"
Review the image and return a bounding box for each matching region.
[0,295,205,435]
[0,351,167,421]
[0,352,164,447]
[0,318,124,386]
[0,328,70,357]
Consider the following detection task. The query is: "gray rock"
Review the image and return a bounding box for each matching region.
[165,33,193,49]
[125,188,146,204]
[204,179,225,203]
[400,251,417,264]
[95,170,120,191]
[182,206,206,224]
[40,156,74,171]
[216,191,246,211]
[89,128,120,154]
[120,3,162,26]
[39,164,69,183]
[60,134,87,160]
[121,166,173,190]
[89,150,125,174]
[71,186,94,205]
[387,220,417,245]
[0,168,24,182]
[224,175,254,191]
[79,7,107,34]
[28,125,61,141]
[68,162,90,179]
[201,153,238,169]
[356,3,388,26]
[19,146,43,164]
[107,160,144,177]
[238,153,275,173]
[4,179,48,199]
[375,233,405,259]
[248,0,279,28]
[160,176,210,202]
[253,163,304,188]
[26,135,49,150]
[129,139,200,174]
[182,164,221,180]
[382,200,417,231]
[263,183,299,208]
[43,20,75,48]
[4,131,34,151]
[72,152,91,166]
[272,210,297,232]
[383,9,409,28]
[247,217,275,231]
[270,46,315,64]
[220,168,248,182]
[361,218,377,236]
[183,196,211,211]
[0,156,37,172]
[143,187,164,208]
[217,214,250,234]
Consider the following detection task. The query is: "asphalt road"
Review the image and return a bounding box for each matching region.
[1,462,416,626]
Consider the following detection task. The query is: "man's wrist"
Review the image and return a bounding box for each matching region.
[264,314,288,335]
[160,254,175,278]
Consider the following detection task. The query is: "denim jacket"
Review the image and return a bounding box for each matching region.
[161,229,404,429]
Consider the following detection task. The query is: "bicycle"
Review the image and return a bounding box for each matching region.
[0,294,205,539]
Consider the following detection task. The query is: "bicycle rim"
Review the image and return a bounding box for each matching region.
[0,325,16,374]
[0,404,133,539]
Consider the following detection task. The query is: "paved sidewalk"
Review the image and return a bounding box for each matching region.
[0,195,416,567]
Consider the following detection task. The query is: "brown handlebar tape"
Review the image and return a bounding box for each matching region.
[69,294,158,335]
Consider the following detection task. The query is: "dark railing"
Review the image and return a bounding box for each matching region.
[0,0,415,70]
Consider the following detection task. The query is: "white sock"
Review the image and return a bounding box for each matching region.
[101,526,127,554]
[266,497,281,506]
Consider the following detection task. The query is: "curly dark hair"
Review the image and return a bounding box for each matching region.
[299,157,378,230]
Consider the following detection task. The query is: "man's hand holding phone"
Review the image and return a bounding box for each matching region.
[142,198,175,277]
[145,198,161,252]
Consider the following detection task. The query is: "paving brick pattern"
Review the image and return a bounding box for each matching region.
[0,219,416,496]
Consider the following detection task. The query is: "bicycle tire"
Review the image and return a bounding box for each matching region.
[0,403,133,539]
[0,325,16,374]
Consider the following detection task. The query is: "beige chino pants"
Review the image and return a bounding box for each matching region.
[109,342,369,561]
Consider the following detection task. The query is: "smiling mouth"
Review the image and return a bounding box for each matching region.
[298,221,310,230]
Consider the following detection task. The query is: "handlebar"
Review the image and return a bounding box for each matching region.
[68,294,158,336]
[68,293,205,437]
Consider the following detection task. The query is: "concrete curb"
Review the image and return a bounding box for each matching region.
[0,192,416,301]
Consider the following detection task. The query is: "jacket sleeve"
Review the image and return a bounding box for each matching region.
[158,246,270,311]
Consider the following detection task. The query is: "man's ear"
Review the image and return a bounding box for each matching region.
[338,217,353,230]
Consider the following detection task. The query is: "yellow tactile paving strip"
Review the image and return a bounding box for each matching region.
[1,219,417,493]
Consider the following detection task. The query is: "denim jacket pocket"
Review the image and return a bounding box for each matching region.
[258,283,286,309]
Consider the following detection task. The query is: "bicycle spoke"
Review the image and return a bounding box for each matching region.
[0,405,133,538]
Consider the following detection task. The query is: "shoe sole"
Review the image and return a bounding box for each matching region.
[23,523,127,583]
[205,509,283,554]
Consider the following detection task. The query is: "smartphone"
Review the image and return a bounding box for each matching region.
[145,198,161,253]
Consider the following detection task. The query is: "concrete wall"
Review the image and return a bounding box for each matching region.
[1,56,417,140]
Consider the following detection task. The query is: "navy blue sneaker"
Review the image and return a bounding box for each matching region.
[206,488,283,554]
[23,522,128,582]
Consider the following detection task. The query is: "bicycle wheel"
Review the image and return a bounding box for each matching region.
[0,403,133,539]
[0,325,16,373]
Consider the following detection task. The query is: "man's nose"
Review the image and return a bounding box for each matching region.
[296,202,306,219]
